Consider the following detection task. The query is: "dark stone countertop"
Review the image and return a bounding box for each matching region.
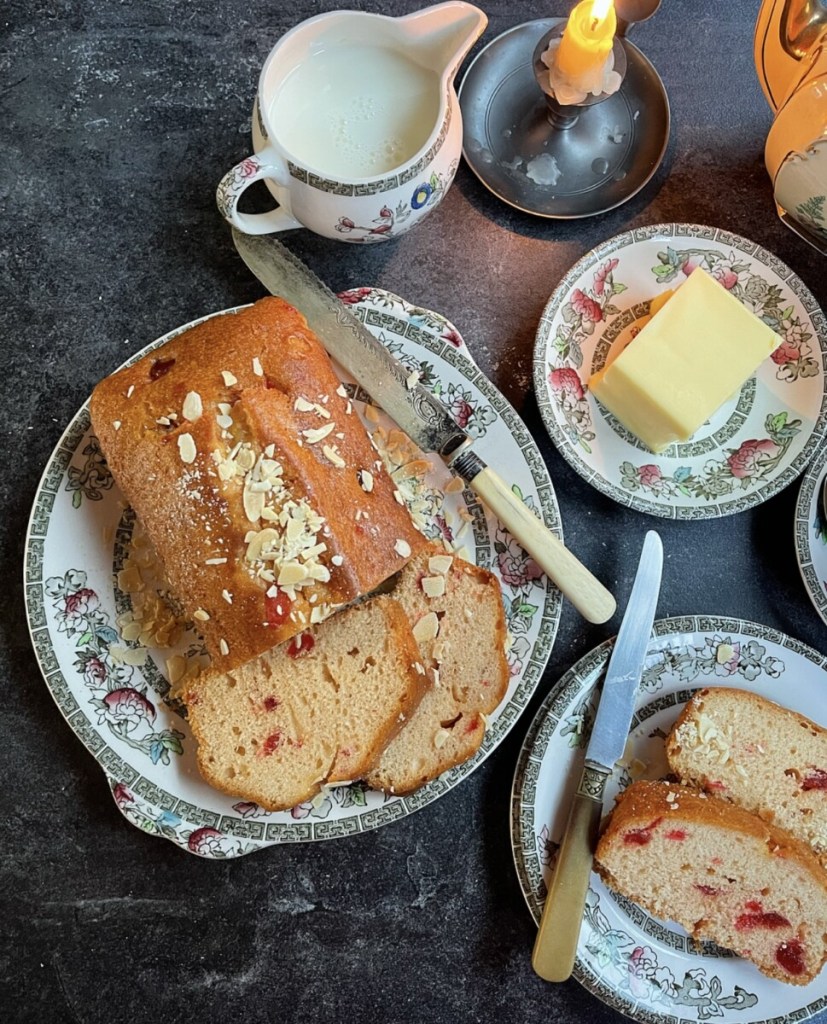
[2,1,826,1021]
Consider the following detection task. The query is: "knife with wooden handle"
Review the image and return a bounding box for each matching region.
[532,530,663,981]
[232,229,616,625]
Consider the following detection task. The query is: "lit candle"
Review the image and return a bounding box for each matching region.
[555,0,616,85]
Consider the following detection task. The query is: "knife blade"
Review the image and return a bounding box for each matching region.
[232,229,616,625]
[532,529,663,982]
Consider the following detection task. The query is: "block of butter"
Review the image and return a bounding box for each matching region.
[589,267,781,453]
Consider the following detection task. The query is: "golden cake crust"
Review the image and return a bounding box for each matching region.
[90,297,427,670]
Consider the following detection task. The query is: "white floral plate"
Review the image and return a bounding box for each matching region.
[795,441,827,627]
[25,289,563,858]
[511,615,827,1024]
[534,224,827,519]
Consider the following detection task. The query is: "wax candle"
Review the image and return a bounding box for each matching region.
[555,0,616,85]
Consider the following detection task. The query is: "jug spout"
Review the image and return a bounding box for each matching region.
[400,2,488,80]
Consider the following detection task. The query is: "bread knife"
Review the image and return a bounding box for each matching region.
[532,529,663,981]
[231,229,616,625]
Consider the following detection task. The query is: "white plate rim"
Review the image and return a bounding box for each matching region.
[533,222,827,520]
[25,289,563,856]
[795,440,827,627]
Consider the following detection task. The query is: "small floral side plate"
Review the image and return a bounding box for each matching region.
[25,289,562,858]
[795,442,827,627]
[534,224,827,519]
[511,615,827,1024]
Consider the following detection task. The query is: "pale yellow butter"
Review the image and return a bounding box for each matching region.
[589,268,781,453]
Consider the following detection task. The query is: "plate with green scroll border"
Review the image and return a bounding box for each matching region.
[534,223,827,520]
[24,288,563,858]
[511,615,827,1024]
[795,441,827,627]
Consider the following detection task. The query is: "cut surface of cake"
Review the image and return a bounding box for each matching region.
[667,686,827,862]
[595,780,827,985]
[182,595,429,811]
[365,544,509,794]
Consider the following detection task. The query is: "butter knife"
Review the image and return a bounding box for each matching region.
[532,529,663,981]
[232,229,616,625]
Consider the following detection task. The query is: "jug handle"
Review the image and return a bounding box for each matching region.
[216,151,302,235]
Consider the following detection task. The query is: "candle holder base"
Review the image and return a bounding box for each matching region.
[458,18,669,219]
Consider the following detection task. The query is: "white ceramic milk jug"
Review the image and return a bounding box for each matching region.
[217,3,487,242]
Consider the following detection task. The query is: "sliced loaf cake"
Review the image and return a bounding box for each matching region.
[365,544,509,795]
[595,780,827,985]
[667,687,827,862]
[182,595,429,811]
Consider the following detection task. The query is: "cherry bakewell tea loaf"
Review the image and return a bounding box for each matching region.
[366,544,509,794]
[595,780,827,985]
[90,297,427,671]
[666,687,827,863]
[182,595,429,811]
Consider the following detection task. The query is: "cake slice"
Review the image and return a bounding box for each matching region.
[666,687,827,862]
[365,545,509,794]
[182,595,429,811]
[595,780,827,985]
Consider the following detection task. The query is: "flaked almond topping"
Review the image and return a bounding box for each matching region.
[393,490,404,505]
[178,433,197,464]
[156,415,171,426]
[182,391,203,421]
[322,444,345,468]
[166,654,187,686]
[216,413,233,430]
[219,638,229,656]
[433,728,451,750]
[394,539,412,558]
[264,443,275,458]
[205,557,228,565]
[358,470,374,493]
[331,554,344,567]
[412,611,439,644]
[444,476,464,494]
[113,420,121,431]
[345,401,352,415]
[428,554,454,575]
[406,369,421,390]
[221,370,238,387]
[302,422,336,444]
[193,608,210,622]
[222,589,233,604]
[252,356,263,377]
[313,403,331,419]
[126,384,135,399]
[336,384,348,398]
[421,575,446,598]
[294,396,315,412]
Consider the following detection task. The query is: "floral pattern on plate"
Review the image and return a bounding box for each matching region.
[511,615,827,1024]
[795,442,827,627]
[534,224,827,519]
[25,289,562,857]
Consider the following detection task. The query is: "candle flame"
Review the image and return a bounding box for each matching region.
[589,0,613,26]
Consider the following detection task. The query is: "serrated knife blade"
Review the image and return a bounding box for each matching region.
[232,229,616,625]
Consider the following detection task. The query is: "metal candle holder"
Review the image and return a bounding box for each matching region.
[458,12,669,219]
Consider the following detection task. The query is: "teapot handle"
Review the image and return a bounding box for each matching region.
[216,151,302,235]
